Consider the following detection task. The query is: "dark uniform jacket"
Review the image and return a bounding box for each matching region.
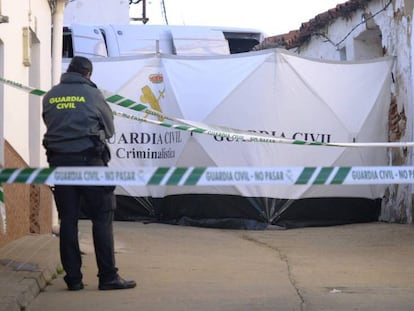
[42,72,114,155]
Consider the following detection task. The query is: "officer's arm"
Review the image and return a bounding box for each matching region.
[97,93,115,139]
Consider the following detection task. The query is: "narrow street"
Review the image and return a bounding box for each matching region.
[29,221,414,311]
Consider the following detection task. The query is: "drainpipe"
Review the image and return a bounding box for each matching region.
[51,0,66,230]
[410,5,414,223]
[52,0,66,85]
[0,0,8,166]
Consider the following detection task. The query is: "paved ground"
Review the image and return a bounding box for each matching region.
[1,221,414,311]
[0,233,59,311]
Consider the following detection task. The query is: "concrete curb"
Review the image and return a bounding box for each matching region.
[0,234,60,311]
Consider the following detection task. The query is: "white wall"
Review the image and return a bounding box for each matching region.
[0,0,51,166]
[291,0,413,223]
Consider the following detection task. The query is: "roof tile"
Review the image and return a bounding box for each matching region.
[254,0,373,50]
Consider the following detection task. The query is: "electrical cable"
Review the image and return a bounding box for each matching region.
[303,0,393,50]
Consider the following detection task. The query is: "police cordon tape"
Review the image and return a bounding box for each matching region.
[0,185,3,204]
[105,92,414,148]
[0,185,5,234]
[2,76,414,148]
[2,166,414,186]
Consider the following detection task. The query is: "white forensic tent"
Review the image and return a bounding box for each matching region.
[86,49,393,228]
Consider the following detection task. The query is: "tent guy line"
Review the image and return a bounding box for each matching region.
[1,165,414,186]
[0,76,412,149]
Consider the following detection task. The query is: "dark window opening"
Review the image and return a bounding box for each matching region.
[61,27,108,58]
[223,31,261,54]
[62,27,73,58]
[227,38,260,54]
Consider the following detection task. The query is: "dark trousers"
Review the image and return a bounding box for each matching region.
[48,152,118,285]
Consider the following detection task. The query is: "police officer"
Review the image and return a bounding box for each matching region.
[42,56,136,291]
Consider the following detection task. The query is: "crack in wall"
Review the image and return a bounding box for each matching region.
[241,234,305,311]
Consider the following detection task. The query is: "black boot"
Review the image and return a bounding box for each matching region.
[99,276,136,290]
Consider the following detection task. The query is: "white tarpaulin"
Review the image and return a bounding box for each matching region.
[86,49,393,227]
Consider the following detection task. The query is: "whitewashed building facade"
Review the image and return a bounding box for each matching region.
[0,0,52,166]
[0,0,56,244]
[256,0,414,223]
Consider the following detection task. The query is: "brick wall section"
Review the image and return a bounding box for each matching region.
[0,141,53,247]
[387,95,408,167]
[388,95,406,142]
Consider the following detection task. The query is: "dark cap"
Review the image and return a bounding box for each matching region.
[67,56,93,76]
